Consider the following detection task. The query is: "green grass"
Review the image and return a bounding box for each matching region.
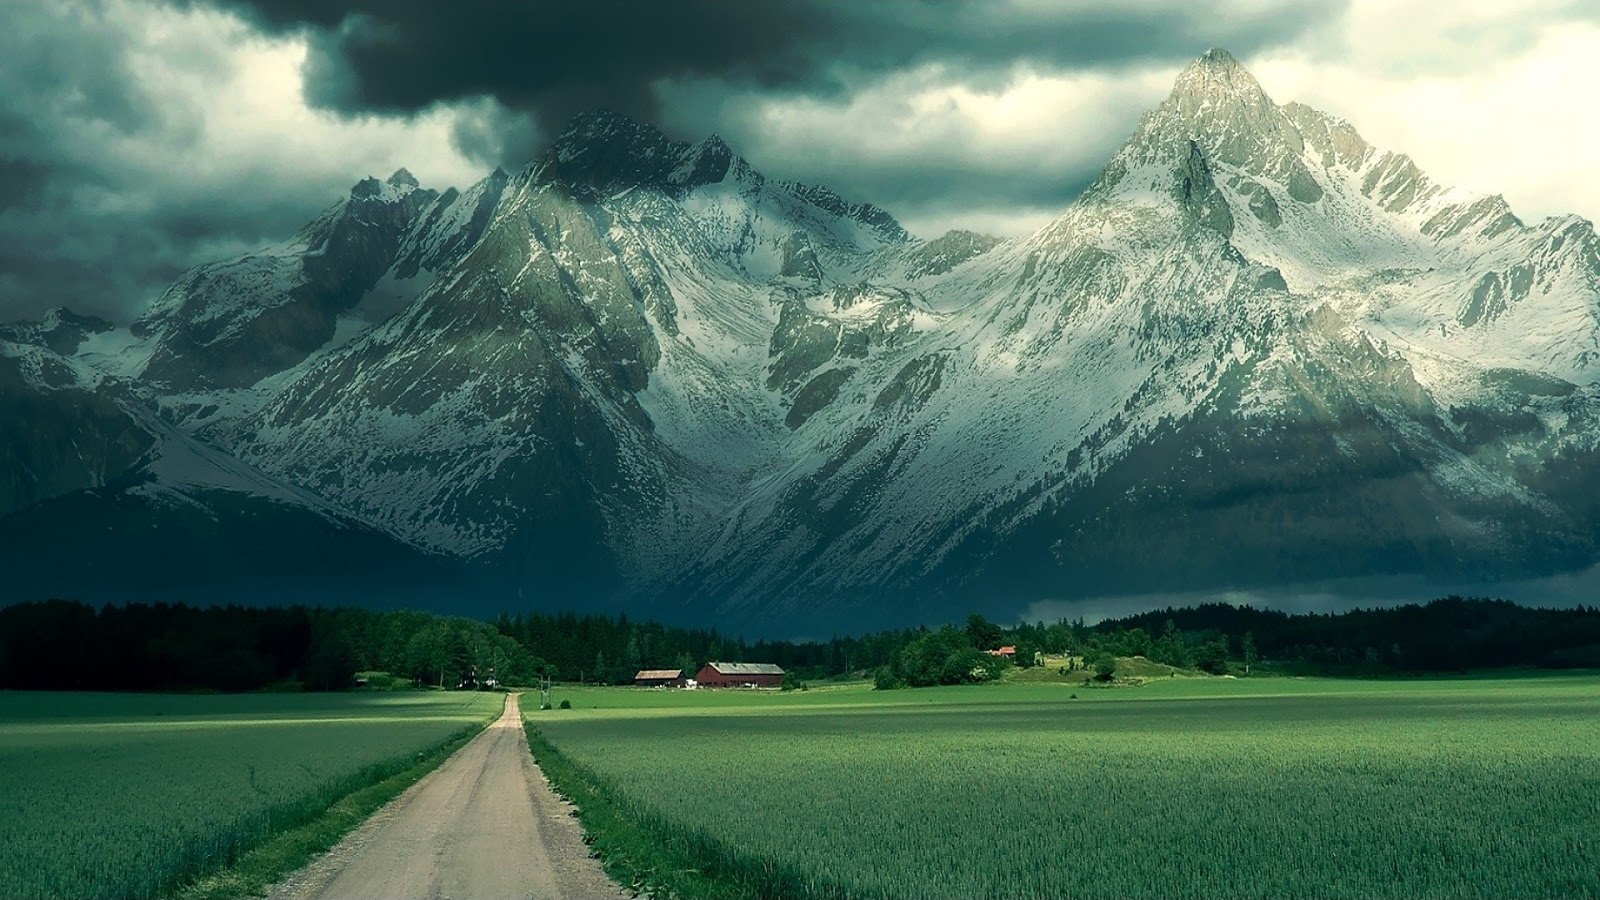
[529,674,1600,899]
[0,690,503,899]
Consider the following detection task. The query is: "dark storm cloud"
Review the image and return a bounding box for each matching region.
[197,0,1350,163]
[0,0,1359,327]
[0,1,427,324]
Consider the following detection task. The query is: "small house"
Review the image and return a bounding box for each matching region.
[986,645,1017,658]
[695,661,784,688]
[634,668,687,688]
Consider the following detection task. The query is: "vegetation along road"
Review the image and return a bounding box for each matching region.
[268,692,627,900]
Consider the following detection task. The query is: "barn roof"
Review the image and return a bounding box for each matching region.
[635,669,683,680]
[705,661,784,675]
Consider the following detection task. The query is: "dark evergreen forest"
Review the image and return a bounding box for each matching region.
[1,596,1596,693]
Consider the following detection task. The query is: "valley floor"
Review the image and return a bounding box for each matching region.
[528,673,1600,899]
[0,691,502,899]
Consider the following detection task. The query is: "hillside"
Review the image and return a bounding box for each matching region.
[4,50,1599,630]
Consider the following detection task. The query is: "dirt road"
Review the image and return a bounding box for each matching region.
[267,693,629,900]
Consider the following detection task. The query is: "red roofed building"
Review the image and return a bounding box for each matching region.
[986,645,1017,658]
[695,661,784,688]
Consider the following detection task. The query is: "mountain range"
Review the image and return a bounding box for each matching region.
[4,49,1598,633]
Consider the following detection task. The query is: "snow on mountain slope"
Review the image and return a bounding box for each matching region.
[9,50,1600,627]
[0,333,153,518]
[1109,50,1600,386]
[667,49,1600,620]
[133,167,510,392]
[185,114,920,603]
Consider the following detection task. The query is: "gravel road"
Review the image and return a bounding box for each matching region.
[266,693,629,900]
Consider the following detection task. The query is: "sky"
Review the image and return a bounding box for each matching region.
[2,0,1598,324]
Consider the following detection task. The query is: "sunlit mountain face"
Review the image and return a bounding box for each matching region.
[4,50,1599,633]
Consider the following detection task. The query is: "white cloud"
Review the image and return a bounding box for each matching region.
[105,0,484,203]
[661,64,1177,238]
[1248,0,1600,225]
[659,0,1599,238]
[6,0,1594,325]
[0,0,499,321]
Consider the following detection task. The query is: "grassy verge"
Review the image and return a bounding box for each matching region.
[525,724,854,900]
[166,697,502,900]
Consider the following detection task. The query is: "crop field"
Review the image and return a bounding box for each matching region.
[0,691,502,900]
[530,675,1600,899]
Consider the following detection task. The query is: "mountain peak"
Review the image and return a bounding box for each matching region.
[554,109,669,154]
[541,110,753,198]
[1098,46,1302,179]
[1190,47,1245,72]
[1169,48,1271,108]
[386,168,419,189]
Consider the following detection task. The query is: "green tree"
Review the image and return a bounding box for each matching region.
[1121,627,1153,658]
[873,666,904,690]
[1195,638,1230,675]
[1092,652,1117,682]
[892,626,1007,687]
[301,629,354,692]
[1153,619,1190,668]
[673,650,697,679]
[965,614,1003,651]
[1013,641,1041,668]
[622,630,642,676]
[404,622,452,687]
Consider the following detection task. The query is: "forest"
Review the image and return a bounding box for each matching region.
[1,596,1597,693]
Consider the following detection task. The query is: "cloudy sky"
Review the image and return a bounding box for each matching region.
[3,0,1597,323]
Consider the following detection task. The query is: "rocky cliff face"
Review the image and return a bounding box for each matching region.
[131,168,509,390]
[7,50,1599,629]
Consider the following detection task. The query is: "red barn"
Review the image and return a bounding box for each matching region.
[634,669,686,688]
[695,661,784,688]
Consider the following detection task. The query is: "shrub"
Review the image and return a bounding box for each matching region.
[1092,653,1117,682]
[558,699,572,710]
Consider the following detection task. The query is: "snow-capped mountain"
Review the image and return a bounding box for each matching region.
[133,166,509,391]
[5,50,1598,629]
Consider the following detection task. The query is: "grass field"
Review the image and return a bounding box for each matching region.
[528,674,1600,899]
[0,690,503,900]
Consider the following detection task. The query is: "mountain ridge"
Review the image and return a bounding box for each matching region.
[4,49,1599,631]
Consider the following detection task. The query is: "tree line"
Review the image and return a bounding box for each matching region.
[1085,596,1600,673]
[0,600,913,692]
[2,596,1597,693]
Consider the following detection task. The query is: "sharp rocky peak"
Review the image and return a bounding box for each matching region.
[1154,48,1285,145]
[1092,47,1329,202]
[541,109,737,195]
[554,109,672,155]
[1169,49,1271,106]
[531,109,908,244]
[350,168,429,201]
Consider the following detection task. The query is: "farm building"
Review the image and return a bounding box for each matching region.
[696,661,784,688]
[985,646,1017,658]
[634,668,686,688]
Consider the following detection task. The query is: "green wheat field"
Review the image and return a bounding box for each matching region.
[0,691,502,899]
[528,675,1600,899]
